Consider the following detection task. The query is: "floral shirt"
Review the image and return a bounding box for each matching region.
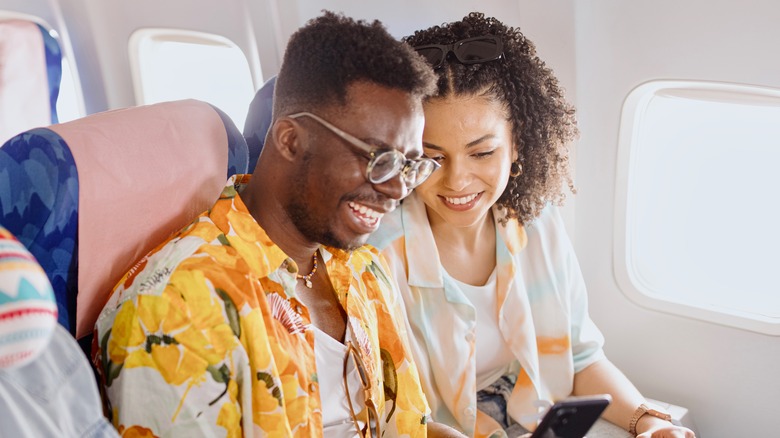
[93,174,429,437]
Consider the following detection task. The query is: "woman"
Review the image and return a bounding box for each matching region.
[370,12,695,438]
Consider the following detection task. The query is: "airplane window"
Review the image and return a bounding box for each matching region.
[129,29,256,128]
[615,80,780,335]
[56,48,84,123]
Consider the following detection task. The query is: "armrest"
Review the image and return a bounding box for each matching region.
[646,398,698,435]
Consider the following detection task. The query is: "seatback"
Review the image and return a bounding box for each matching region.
[0,19,62,144]
[243,76,276,172]
[0,99,249,341]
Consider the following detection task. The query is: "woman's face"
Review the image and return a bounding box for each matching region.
[416,94,516,229]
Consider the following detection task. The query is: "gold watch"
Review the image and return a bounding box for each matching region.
[628,403,672,436]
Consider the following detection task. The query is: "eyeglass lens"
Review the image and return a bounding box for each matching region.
[457,38,501,62]
[414,36,502,68]
[370,151,436,188]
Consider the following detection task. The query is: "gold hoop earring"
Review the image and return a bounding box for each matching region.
[510,161,522,177]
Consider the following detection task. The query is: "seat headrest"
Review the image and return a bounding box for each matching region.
[0,19,62,144]
[1,99,249,338]
[243,76,276,172]
[56,99,248,338]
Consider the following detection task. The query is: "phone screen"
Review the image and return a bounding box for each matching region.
[529,395,611,438]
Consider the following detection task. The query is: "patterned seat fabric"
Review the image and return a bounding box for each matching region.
[0,130,78,330]
[243,76,276,172]
[0,100,249,343]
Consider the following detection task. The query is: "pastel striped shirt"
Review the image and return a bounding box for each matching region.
[370,193,605,437]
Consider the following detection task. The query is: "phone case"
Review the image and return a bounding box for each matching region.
[529,394,612,438]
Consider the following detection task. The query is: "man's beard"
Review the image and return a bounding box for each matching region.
[285,152,363,251]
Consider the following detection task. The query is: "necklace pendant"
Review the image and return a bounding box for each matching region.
[304,278,313,288]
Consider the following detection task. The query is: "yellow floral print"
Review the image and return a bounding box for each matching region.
[94,175,429,437]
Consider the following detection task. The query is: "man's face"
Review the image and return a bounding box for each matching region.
[285,81,425,250]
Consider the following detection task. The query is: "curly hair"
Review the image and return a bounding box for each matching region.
[405,12,579,225]
[274,11,437,117]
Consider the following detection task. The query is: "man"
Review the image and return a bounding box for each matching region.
[94,11,464,437]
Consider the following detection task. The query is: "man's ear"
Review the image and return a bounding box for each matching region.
[269,118,303,162]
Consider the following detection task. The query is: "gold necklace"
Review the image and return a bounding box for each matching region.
[296,251,318,288]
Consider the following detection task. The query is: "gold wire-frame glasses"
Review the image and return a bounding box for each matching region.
[344,340,380,438]
[288,111,439,190]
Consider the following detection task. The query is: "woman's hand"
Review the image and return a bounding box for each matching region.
[636,418,696,438]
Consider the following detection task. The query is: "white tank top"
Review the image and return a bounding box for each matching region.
[313,324,365,437]
[446,268,516,391]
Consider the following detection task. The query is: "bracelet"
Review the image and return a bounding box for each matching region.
[628,403,673,436]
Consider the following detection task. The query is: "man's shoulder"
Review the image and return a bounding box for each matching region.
[102,218,225,307]
[351,244,395,273]
[354,243,382,258]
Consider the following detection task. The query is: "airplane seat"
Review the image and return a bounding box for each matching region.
[243,75,276,172]
[0,99,250,356]
[0,19,62,145]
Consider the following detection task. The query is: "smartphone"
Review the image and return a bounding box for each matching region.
[529,394,612,438]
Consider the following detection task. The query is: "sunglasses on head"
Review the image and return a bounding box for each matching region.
[413,35,503,69]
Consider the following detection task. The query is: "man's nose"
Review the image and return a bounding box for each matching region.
[373,172,410,201]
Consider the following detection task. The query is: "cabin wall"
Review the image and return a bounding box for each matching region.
[54,0,268,113]
[573,1,780,437]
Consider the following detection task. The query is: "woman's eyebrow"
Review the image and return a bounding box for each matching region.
[423,134,496,151]
[465,134,496,148]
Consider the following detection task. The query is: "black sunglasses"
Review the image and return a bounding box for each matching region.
[413,35,503,69]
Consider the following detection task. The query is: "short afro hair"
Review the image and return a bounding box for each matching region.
[405,12,579,225]
[273,11,436,117]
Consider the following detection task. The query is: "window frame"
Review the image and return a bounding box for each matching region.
[614,79,780,336]
[128,27,257,127]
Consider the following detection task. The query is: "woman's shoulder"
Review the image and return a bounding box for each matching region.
[521,203,567,236]
[517,204,575,259]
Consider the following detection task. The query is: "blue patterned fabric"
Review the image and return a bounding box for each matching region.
[0,129,79,332]
[209,104,249,176]
[36,24,62,125]
[243,76,276,172]
[0,102,248,337]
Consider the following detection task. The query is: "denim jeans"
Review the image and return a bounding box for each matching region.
[476,374,530,438]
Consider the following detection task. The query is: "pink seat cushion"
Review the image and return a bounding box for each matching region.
[49,99,230,338]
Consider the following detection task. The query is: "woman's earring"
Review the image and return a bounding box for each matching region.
[510,161,523,177]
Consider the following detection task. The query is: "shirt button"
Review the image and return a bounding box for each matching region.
[465,332,475,342]
[464,407,476,417]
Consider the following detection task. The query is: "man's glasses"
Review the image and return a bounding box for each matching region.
[288,112,439,190]
[413,35,503,69]
[344,340,380,438]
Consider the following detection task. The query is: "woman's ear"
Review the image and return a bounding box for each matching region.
[512,143,519,163]
[269,118,302,162]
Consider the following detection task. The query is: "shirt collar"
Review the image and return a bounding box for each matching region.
[400,193,444,288]
[212,174,298,295]
[400,192,528,288]
[216,175,360,302]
